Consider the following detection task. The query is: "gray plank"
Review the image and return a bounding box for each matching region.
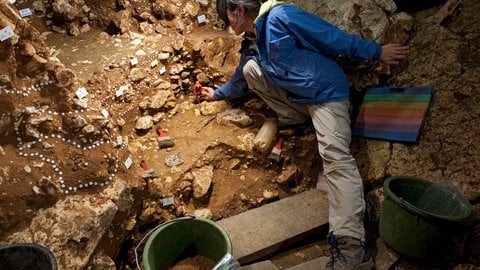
[240,260,280,270]
[217,189,329,264]
[285,257,328,270]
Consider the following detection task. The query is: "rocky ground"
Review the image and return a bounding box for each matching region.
[0,0,479,269]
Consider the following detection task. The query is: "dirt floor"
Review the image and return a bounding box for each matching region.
[2,0,479,269]
[0,3,323,268]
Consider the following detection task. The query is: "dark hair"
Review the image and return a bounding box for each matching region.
[216,0,235,29]
[216,0,263,30]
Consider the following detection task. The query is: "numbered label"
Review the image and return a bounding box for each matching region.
[76,87,88,99]
[162,196,174,206]
[197,14,206,24]
[19,8,32,17]
[0,26,14,42]
[130,57,138,66]
[116,136,123,146]
[159,66,166,75]
[150,59,158,68]
[124,157,133,169]
[101,108,109,118]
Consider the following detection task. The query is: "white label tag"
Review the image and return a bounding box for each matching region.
[159,66,166,75]
[101,108,109,118]
[7,0,15,4]
[197,14,206,24]
[162,196,174,206]
[150,59,158,68]
[19,8,32,17]
[115,88,123,97]
[76,87,88,99]
[124,157,133,169]
[116,136,123,146]
[116,85,128,97]
[130,57,138,66]
[0,26,14,42]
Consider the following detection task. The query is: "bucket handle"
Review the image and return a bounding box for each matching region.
[134,215,196,270]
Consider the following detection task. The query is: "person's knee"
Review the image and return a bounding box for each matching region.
[242,59,260,81]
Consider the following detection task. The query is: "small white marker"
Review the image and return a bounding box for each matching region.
[197,14,206,24]
[76,87,88,99]
[150,59,158,68]
[101,108,109,118]
[116,86,126,97]
[0,26,14,42]
[130,57,138,66]
[162,196,174,206]
[19,8,32,17]
[124,157,133,169]
[116,136,123,146]
[159,66,166,75]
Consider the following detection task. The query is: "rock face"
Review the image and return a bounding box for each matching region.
[0,0,479,269]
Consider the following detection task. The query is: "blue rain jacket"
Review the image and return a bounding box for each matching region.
[255,2,382,104]
[216,1,382,104]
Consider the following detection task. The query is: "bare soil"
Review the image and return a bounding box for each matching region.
[0,5,321,269]
[2,1,479,269]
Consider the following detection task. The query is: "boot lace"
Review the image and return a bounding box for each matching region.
[325,232,347,267]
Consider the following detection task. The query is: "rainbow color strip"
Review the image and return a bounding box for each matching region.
[352,87,433,142]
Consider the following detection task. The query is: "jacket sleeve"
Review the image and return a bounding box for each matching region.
[213,55,251,100]
[270,5,382,61]
[214,42,257,101]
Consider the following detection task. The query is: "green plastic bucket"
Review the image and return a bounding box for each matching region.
[379,176,473,260]
[142,217,233,270]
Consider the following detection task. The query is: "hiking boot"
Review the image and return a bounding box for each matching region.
[325,233,375,270]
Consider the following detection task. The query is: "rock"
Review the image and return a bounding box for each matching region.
[129,67,148,82]
[54,65,76,87]
[134,115,153,131]
[68,22,80,36]
[217,108,253,128]
[19,41,36,56]
[139,90,172,111]
[277,163,302,185]
[32,1,46,13]
[81,124,96,135]
[192,166,213,201]
[193,208,212,219]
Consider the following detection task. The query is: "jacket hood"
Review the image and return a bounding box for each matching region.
[256,0,285,22]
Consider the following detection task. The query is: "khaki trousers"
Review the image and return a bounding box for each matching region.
[243,59,366,241]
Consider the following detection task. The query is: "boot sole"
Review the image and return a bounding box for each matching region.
[356,257,375,270]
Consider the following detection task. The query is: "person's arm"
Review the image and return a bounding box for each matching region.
[211,62,250,100]
[199,63,249,101]
[201,39,257,101]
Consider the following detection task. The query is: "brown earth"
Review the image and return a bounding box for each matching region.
[0,1,321,268]
[0,0,479,269]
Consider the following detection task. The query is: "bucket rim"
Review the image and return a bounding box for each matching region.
[0,242,57,269]
[141,216,233,269]
[0,242,56,255]
[383,176,472,222]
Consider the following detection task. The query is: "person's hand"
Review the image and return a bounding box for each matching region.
[380,43,409,65]
[200,86,216,101]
